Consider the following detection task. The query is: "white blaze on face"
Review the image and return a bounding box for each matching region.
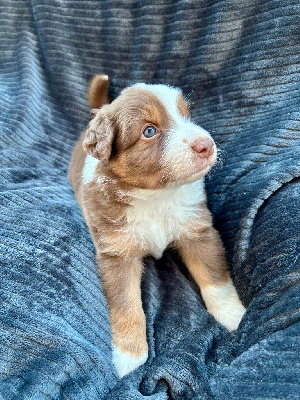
[134,83,216,182]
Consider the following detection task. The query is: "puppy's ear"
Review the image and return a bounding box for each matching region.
[83,105,115,161]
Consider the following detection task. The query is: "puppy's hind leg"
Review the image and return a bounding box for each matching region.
[177,227,246,331]
[98,255,148,378]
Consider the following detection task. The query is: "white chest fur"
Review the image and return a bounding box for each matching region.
[125,180,206,259]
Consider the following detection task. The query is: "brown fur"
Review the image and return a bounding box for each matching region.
[89,74,110,109]
[68,75,243,370]
[82,87,172,189]
[177,92,190,117]
[175,205,230,288]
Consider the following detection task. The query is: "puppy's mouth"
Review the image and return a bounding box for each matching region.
[161,143,218,186]
[179,161,215,183]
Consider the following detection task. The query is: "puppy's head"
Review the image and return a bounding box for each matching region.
[83,83,217,189]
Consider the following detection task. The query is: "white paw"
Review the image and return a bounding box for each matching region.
[112,345,148,378]
[201,280,246,331]
[212,300,246,331]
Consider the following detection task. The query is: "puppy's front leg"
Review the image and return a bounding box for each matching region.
[98,255,148,378]
[177,227,246,331]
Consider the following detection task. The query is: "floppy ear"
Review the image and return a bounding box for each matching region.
[82,105,115,161]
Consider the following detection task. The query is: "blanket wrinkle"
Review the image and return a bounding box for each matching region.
[0,0,299,399]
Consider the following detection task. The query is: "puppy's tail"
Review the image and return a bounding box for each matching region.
[88,74,110,109]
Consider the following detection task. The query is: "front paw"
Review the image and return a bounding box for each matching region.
[110,306,148,377]
[201,280,246,331]
[112,344,148,378]
[211,300,246,331]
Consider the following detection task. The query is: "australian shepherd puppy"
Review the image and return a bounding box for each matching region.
[68,75,246,378]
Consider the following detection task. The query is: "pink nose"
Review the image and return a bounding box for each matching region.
[191,138,214,159]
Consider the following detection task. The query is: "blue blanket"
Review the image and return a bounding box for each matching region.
[0,1,299,399]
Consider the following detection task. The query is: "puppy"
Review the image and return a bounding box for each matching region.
[68,75,246,378]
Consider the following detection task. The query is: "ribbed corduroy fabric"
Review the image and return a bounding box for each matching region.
[0,1,299,399]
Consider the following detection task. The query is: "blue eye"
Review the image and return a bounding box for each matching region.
[142,125,158,138]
